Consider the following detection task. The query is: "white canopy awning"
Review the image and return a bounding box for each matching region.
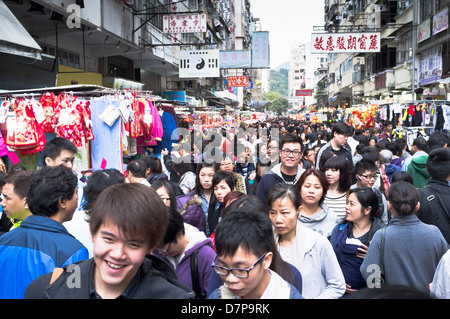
[214,90,238,102]
[0,0,42,60]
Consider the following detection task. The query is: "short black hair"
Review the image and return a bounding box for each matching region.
[354,158,378,175]
[3,170,33,199]
[279,134,302,150]
[82,169,125,215]
[27,166,78,217]
[332,122,350,137]
[426,148,450,181]
[161,207,185,245]
[212,170,237,190]
[42,137,78,165]
[214,206,274,259]
[428,131,450,151]
[391,171,414,185]
[413,136,429,153]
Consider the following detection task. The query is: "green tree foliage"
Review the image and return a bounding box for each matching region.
[314,80,328,107]
[268,96,290,115]
[269,68,288,97]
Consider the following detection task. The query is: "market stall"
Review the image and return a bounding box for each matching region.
[0,85,181,173]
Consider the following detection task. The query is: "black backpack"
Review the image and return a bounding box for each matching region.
[190,243,214,299]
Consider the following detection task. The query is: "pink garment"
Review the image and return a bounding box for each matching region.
[136,99,163,146]
[0,131,9,157]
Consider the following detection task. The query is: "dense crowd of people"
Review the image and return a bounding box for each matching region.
[0,116,449,300]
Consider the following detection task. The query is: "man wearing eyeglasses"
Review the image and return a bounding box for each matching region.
[256,134,305,206]
[208,207,303,299]
[351,159,389,224]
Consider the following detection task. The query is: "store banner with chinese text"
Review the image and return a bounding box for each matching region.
[227,76,250,87]
[311,33,381,53]
[163,13,207,33]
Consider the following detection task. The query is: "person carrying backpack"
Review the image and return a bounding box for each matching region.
[153,207,216,298]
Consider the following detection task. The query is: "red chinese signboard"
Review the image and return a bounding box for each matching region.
[227,76,250,87]
[311,33,381,53]
[295,90,313,97]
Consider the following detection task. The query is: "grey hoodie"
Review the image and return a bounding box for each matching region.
[255,163,305,206]
[298,203,339,239]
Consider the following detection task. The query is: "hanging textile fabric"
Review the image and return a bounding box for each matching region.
[127,96,143,139]
[0,101,10,157]
[90,99,123,172]
[151,109,179,154]
[56,93,94,149]
[2,98,46,155]
[162,104,181,142]
[136,98,163,146]
[39,91,59,133]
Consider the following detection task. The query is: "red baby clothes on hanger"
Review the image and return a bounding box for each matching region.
[39,92,59,133]
[56,95,93,149]
[5,98,46,155]
[127,96,143,139]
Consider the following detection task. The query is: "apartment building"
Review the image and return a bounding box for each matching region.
[1,0,264,108]
[324,0,450,107]
[288,42,327,110]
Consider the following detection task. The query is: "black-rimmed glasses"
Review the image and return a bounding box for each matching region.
[360,173,379,180]
[281,149,301,157]
[211,252,267,279]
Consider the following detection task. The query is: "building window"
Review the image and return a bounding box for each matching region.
[436,0,449,11]
[396,30,412,64]
[41,44,80,69]
[421,0,435,21]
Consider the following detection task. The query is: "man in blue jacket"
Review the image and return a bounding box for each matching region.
[0,165,88,299]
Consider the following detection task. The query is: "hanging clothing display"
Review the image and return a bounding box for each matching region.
[39,91,59,133]
[90,99,123,172]
[136,98,163,147]
[0,87,181,174]
[151,109,179,155]
[1,98,46,156]
[56,93,94,149]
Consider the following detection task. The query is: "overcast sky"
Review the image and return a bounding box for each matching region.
[250,0,325,69]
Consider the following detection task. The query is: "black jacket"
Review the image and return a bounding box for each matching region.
[417,179,450,245]
[0,213,12,236]
[24,255,195,299]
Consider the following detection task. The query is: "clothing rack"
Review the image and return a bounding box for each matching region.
[0,85,156,99]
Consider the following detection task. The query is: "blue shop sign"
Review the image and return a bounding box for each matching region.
[163,91,186,102]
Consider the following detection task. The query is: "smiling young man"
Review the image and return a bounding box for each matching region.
[25,183,194,299]
[256,134,305,206]
[208,208,302,299]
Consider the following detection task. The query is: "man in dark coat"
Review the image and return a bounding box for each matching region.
[417,148,450,245]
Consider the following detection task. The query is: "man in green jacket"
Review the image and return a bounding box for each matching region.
[404,137,429,188]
